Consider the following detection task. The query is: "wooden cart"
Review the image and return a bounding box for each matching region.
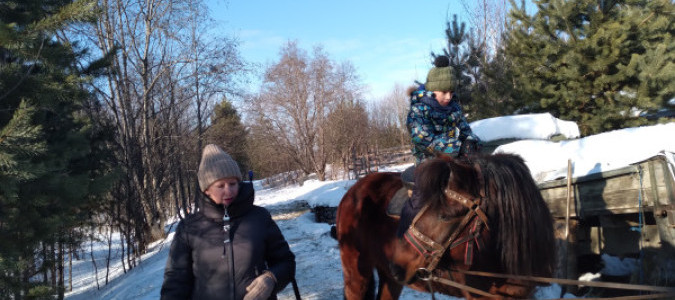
[537,153,675,286]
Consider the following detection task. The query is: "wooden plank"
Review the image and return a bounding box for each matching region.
[539,155,673,218]
[650,155,675,248]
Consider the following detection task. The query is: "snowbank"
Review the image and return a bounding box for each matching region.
[471,113,580,141]
[494,123,675,181]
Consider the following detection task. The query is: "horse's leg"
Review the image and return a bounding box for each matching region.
[375,269,402,300]
[340,246,375,299]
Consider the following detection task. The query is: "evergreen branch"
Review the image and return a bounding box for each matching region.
[0,100,45,156]
[0,40,44,102]
[31,0,98,32]
[639,12,655,26]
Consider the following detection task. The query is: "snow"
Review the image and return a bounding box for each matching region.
[599,254,639,277]
[476,114,675,181]
[65,115,674,300]
[256,178,359,208]
[494,123,675,182]
[471,113,580,141]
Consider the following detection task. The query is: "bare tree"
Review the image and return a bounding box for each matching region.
[460,0,509,58]
[71,0,243,266]
[457,0,515,119]
[246,41,362,181]
[178,0,245,212]
[245,123,296,180]
[324,99,369,179]
[366,84,411,150]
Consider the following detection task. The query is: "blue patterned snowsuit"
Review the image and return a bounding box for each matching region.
[397,90,481,237]
[406,90,479,164]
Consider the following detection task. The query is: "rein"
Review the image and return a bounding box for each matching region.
[453,268,675,295]
[420,269,675,300]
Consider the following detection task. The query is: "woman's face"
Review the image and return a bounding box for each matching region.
[204,177,240,206]
[433,91,453,106]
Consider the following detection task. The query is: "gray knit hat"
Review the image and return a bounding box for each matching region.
[197,144,242,191]
[425,55,454,92]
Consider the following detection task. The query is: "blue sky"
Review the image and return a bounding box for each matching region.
[207,0,472,100]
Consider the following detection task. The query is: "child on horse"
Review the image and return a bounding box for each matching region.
[397,55,481,236]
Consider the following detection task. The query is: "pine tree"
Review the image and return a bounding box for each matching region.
[473,50,519,119]
[0,0,114,298]
[434,15,479,107]
[504,0,674,136]
[205,99,251,172]
[433,14,512,121]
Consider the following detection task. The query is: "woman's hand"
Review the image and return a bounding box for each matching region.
[243,271,276,300]
[459,138,481,157]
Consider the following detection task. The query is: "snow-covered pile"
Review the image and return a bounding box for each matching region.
[494,123,675,182]
[471,113,580,141]
[469,113,674,182]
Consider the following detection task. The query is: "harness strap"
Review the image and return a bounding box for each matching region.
[404,208,476,271]
[448,220,484,266]
[453,269,675,294]
[428,207,478,271]
[404,161,492,274]
[430,272,675,300]
[406,205,445,253]
[428,274,503,299]
[405,193,489,272]
[464,240,474,267]
[404,230,438,258]
[443,188,490,230]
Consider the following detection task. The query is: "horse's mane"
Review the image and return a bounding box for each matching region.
[417,153,556,277]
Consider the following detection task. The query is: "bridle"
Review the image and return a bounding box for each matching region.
[400,163,498,299]
[403,186,490,275]
[400,163,675,300]
[403,163,490,276]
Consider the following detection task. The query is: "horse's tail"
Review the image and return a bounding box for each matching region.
[487,154,557,277]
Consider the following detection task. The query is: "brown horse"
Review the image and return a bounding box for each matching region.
[336,153,556,299]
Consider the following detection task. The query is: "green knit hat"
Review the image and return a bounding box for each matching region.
[425,56,454,92]
[197,144,242,191]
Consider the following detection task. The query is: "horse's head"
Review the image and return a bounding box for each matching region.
[389,155,492,285]
[390,153,557,289]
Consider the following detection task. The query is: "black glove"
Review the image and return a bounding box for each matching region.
[458,139,481,157]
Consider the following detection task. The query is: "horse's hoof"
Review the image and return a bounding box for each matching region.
[330,225,337,240]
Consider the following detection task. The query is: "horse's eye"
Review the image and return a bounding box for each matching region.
[438,214,452,221]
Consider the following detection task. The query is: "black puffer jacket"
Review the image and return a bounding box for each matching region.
[161,182,296,300]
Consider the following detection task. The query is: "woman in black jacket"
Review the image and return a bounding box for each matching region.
[161,144,296,300]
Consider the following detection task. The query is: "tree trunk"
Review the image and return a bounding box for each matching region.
[57,239,64,300]
[91,239,100,290]
[42,243,48,284]
[51,242,56,290]
[68,242,72,292]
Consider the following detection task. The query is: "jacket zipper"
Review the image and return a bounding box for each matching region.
[223,210,236,299]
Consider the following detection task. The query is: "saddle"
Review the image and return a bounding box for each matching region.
[386,166,415,218]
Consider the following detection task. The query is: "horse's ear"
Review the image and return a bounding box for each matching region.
[415,158,451,201]
[445,158,479,194]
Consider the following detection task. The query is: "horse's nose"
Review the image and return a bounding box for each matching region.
[389,262,407,283]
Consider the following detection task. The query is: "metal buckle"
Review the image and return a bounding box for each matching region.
[416,268,432,281]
